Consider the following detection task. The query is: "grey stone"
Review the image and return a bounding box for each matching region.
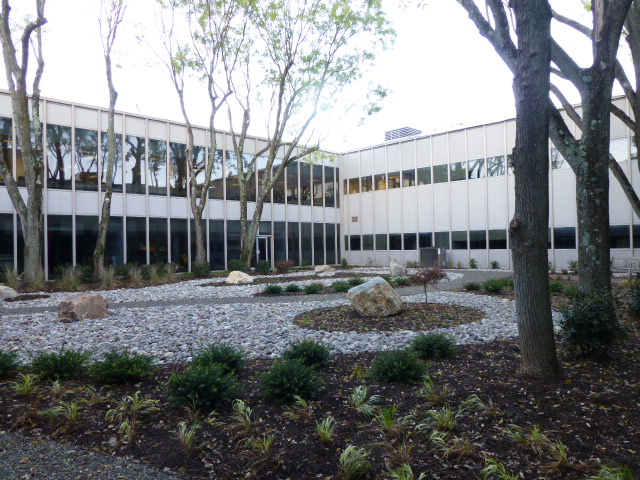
[0,285,19,300]
[314,265,336,277]
[389,262,408,277]
[58,293,109,322]
[347,276,403,318]
[226,271,253,284]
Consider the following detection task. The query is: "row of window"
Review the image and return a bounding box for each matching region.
[0,119,340,208]
[343,225,640,251]
[0,214,341,274]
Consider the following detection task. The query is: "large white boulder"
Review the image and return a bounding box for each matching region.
[59,293,109,323]
[226,271,254,284]
[0,285,18,300]
[389,261,408,277]
[347,276,403,318]
[314,265,336,277]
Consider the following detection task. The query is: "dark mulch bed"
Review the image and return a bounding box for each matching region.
[294,303,484,332]
[1,334,639,479]
[4,293,51,302]
[201,272,371,288]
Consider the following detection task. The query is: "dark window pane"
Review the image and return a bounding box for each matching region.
[226,220,241,266]
[225,151,241,201]
[300,162,312,206]
[469,230,486,249]
[363,234,374,250]
[634,225,640,249]
[404,233,417,250]
[274,221,286,263]
[451,231,467,249]
[171,218,188,269]
[148,139,167,195]
[288,222,300,264]
[325,223,336,264]
[125,136,146,194]
[149,217,168,263]
[610,225,630,248]
[47,125,72,189]
[375,233,387,250]
[487,155,505,176]
[102,132,123,193]
[553,227,576,249]
[419,232,432,248]
[389,233,402,250]
[402,169,415,187]
[287,162,299,204]
[0,213,13,268]
[488,229,507,249]
[105,216,124,265]
[302,222,312,264]
[209,219,225,270]
[433,165,448,183]
[313,165,323,207]
[245,154,257,202]
[74,129,99,191]
[417,166,431,185]
[344,235,349,251]
[350,235,361,251]
[361,175,373,192]
[169,142,187,197]
[335,168,340,208]
[435,231,450,248]
[48,215,73,274]
[190,218,205,263]
[388,171,401,189]
[323,165,334,207]
[273,158,286,204]
[450,161,466,182]
[314,223,324,264]
[0,117,13,186]
[75,215,98,267]
[468,159,484,179]
[374,173,387,190]
[209,149,224,199]
[126,216,147,265]
[349,177,360,194]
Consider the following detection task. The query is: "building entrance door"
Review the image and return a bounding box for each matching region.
[256,236,271,264]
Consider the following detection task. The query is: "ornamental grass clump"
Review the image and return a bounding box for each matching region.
[413,268,447,304]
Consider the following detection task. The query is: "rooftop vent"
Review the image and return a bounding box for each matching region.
[384,127,422,141]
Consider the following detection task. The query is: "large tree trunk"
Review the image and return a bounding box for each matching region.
[510,0,559,377]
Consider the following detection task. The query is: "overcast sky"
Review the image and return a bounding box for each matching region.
[1,0,611,151]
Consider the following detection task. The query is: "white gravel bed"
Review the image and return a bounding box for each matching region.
[0,291,561,364]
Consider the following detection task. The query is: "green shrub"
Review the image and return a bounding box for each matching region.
[275,259,295,272]
[141,264,153,281]
[481,279,504,294]
[281,339,331,368]
[563,285,581,298]
[370,350,426,383]
[285,283,302,293]
[263,284,284,295]
[152,262,168,277]
[304,283,324,294]
[464,281,481,291]
[191,261,210,278]
[490,260,501,270]
[331,281,351,293]
[628,281,640,322]
[411,333,458,360]
[191,343,246,374]
[560,291,625,356]
[379,274,394,284]
[255,260,271,275]
[168,364,241,411]
[0,350,20,379]
[115,264,130,279]
[341,258,349,269]
[78,265,95,284]
[261,359,320,403]
[32,349,91,380]
[499,277,515,289]
[549,280,565,293]
[394,277,409,286]
[469,258,478,269]
[567,260,579,274]
[227,259,247,272]
[347,277,365,287]
[90,350,155,384]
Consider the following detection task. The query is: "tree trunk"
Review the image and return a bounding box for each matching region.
[510,0,559,377]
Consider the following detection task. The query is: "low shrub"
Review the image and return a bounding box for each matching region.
[261,359,321,403]
[32,349,91,380]
[331,281,351,293]
[281,339,331,368]
[370,349,426,383]
[114,264,130,279]
[275,259,295,272]
[560,290,625,357]
[394,277,410,286]
[563,285,581,299]
[549,280,565,293]
[341,258,349,269]
[347,277,365,287]
[379,274,393,284]
[78,265,94,284]
[411,333,458,360]
[168,364,241,412]
[481,279,504,294]
[490,260,501,270]
[191,343,246,374]
[191,261,210,278]
[285,283,302,293]
[304,283,324,294]
[469,258,478,269]
[567,260,579,274]
[227,259,247,272]
[628,281,640,322]
[263,284,284,295]
[90,350,155,384]
[0,350,20,379]
[464,281,481,291]
[141,264,153,281]
[152,262,168,277]
[499,277,515,289]
[255,260,271,275]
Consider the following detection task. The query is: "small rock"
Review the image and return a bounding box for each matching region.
[59,293,108,322]
[389,262,408,277]
[347,277,404,318]
[314,265,336,277]
[226,271,254,284]
[0,285,18,300]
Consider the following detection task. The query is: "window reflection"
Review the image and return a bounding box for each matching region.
[374,173,387,190]
[450,161,466,182]
[102,132,123,192]
[75,129,98,191]
[402,169,415,187]
[300,162,312,205]
[417,166,431,185]
[388,171,401,189]
[312,164,323,206]
[286,162,298,204]
[273,158,286,204]
[148,139,167,195]
[125,135,146,194]
[349,177,360,194]
[47,125,72,189]
[209,149,224,199]
[467,158,484,179]
[324,166,335,207]
[192,145,206,196]
[361,175,372,192]
[0,118,13,185]
[487,155,505,176]
[169,142,187,197]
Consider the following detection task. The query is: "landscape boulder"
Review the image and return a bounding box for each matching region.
[347,276,403,318]
[0,285,18,301]
[314,265,336,277]
[59,293,109,323]
[389,261,408,277]
[226,271,254,284]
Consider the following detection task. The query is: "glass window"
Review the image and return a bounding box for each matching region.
[404,233,417,250]
[349,177,360,194]
[551,147,569,169]
[286,162,298,204]
[487,155,506,176]
[634,225,640,249]
[451,231,468,249]
[0,213,13,268]
[344,235,349,251]
[0,117,13,186]
[362,234,374,250]
[209,149,224,199]
[312,165,323,207]
[433,165,448,183]
[450,161,466,182]
[46,125,72,189]
[74,128,99,191]
[288,222,300,264]
[314,223,324,264]
[350,235,361,251]
[192,145,207,197]
[553,227,576,249]
[273,158,286,204]
[324,165,335,207]
[375,233,387,250]
[47,215,73,274]
[302,222,312,264]
[147,139,167,196]
[325,223,336,264]
[488,229,507,249]
[336,168,340,208]
[245,154,257,202]
[389,233,402,250]
[104,216,124,265]
[274,221,287,263]
[361,175,373,192]
[226,220,241,266]
[126,216,147,265]
[75,215,98,268]
[417,166,431,185]
[343,179,348,196]
[300,162,312,206]
[257,155,271,203]
[225,151,241,201]
[125,135,146,194]
[419,232,432,248]
[610,225,630,248]
[469,230,486,249]
[507,153,515,174]
[402,169,415,187]
[170,218,188,269]
[632,136,638,161]
[149,217,168,263]
[102,131,123,193]
[169,142,187,197]
[468,158,485,179]
[388,171,401,189]
[374,173,387,190]
[209,219,225,270]
[435,231,450,248]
